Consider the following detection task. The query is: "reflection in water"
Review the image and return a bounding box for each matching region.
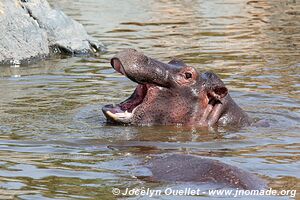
[0,0,299,199]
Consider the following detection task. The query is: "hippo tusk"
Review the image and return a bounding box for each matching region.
[106,110,133,123]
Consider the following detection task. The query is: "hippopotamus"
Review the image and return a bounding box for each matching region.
[102,49,251,127]
[102,50,267,190]
[148,154,266,190]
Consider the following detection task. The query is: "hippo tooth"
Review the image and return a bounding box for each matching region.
[106,111,132,120]
[115,111,132,118]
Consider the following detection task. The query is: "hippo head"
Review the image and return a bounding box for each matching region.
[102,49,230,126]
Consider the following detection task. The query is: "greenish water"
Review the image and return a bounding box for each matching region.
[0,0,299,199]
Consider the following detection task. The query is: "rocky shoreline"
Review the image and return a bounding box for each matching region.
[0,0,104,65]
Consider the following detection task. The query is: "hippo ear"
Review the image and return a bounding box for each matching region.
[208,85,228,100]
[168,59,187,67]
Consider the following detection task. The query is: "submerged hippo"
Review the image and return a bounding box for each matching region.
[148,154,266,190]
[102,49,250,127]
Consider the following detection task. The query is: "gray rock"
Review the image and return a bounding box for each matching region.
[0,0,49,65]
[0,0,104,65]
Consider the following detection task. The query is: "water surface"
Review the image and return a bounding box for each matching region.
[0,0,299,199]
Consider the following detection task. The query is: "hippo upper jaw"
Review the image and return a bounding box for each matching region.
[102,50,173,125]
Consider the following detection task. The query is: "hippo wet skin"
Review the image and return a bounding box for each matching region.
[102,49,250,127]
[148,154,266,190]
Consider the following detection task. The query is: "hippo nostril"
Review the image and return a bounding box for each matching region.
[111,58,120,70]
[111,58,125,75]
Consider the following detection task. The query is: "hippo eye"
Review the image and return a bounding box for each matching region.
[185,72,192,79]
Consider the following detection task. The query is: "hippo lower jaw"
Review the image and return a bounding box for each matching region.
[103,107,134,124]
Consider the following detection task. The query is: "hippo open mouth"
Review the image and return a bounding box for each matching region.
[102,83,150,123]
[102,57,159,124]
